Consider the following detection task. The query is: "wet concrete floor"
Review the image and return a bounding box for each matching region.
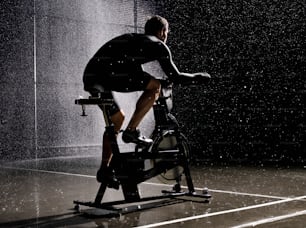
[0,156,306,227]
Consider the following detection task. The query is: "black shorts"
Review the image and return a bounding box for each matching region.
[83,61,152,92]
[102,71,152,92]
[83,61,153,115]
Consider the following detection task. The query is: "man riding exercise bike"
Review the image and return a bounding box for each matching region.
[83,15,211,186]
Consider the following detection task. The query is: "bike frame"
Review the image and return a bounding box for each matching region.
[73,81,211,216]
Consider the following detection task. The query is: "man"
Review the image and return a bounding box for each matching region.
[83,15,210,186]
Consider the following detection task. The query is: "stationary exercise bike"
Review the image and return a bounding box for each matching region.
[73,79,211,217]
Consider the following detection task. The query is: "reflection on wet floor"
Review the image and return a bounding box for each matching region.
[1,156,306,227]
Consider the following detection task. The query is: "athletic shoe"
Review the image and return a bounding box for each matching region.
[122,129,153,146]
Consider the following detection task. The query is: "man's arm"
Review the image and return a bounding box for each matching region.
[158,43,211,84]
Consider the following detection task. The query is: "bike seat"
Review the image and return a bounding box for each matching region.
[76,84,113,105]
[75,94,113,105]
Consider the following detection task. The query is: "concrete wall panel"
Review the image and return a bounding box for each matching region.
[1,0,157,160]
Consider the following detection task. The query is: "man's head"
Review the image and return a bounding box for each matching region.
[145,15,169,43]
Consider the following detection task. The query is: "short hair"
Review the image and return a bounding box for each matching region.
[144,15,168,35]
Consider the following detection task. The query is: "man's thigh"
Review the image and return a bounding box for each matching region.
[106,71,152,92]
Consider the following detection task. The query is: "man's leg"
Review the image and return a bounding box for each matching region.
[97,109,124,185]
[128,78,161,129]
[122,77,161,144]
[100,110,125,168]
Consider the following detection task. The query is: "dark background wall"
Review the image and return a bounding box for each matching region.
[157,0,305,165]
[1,0,305,164]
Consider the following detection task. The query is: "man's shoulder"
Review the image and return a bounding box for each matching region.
[111,33,163,44]
[108,33,150,43]
[128,33,162,43]
[142,34,162,43]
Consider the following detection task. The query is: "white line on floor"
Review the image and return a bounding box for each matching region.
[134,196,306,228]
[0,165,95,179]
[231,210,306,228]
